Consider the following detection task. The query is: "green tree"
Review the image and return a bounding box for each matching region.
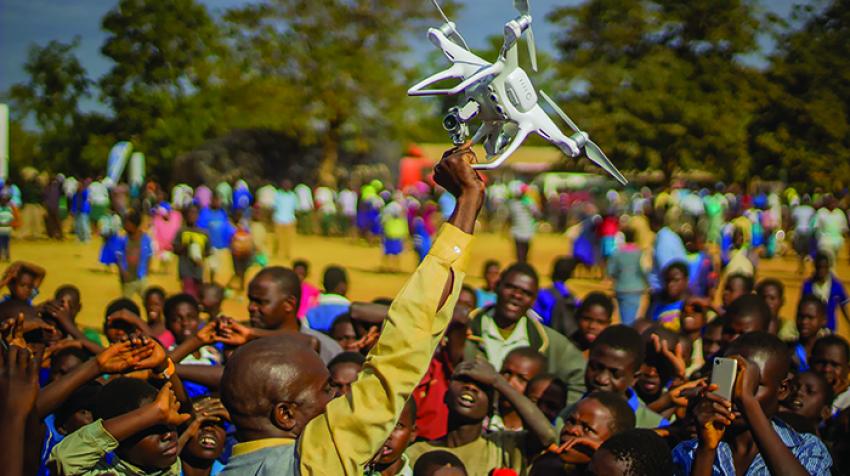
[224,0,446,185]
[750,0,850,189]
[547,0,766,181]
[98,0,223,177]
[8,38,93,172]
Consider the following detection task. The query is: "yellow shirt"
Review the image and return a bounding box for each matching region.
[229,223,472,475]
[406,432,529,476]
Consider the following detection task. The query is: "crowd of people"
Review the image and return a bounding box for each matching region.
[1,147,850,476]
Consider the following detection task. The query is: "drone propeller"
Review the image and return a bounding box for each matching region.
[513,0,538,71]
[539,90,628,185]
[431,0,470,50]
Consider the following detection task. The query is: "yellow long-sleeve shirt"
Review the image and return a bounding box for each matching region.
[223,223,472,475]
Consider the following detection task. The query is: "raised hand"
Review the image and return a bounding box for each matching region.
[192,396,230,424]
[0,345,40,416]
[128,336,168,372]
[670,378,707,408]
[96,340,154,374]
[42,339,84,367]
[152,382,190,426]
[732,355,759,406]
[353,326,380,351]
[107,309,152,337]
[1,313,28,349]
[195,322,218,346]
[213,317,252,346]
[693,384,734,450]
[41,300,75,333]
[652,333,687,381]
[433,142,485,200]
[453,358,499,387]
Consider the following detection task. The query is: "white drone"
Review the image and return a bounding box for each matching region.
[408,0,627,184]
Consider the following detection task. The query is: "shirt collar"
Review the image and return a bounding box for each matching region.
[481,313,528,346]
[231,438,296,457]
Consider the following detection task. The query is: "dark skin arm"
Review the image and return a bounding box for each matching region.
[732,356,810,476]
[40,301,104,354]
[691,384,735,476]
[167,323,217,363]
[102,382,190,441]
[348,302,389,325]
[455,359,557,453]
[175,364,223,390]
[0,345,40,476]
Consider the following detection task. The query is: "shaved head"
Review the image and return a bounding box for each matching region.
[222,335,332,440]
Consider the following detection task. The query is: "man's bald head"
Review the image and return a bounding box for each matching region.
[222,335,332,440]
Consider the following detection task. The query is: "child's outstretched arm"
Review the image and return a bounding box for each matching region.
[299,144,484,474]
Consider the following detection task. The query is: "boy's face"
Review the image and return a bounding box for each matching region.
[526,378,566,423]
[500,354,544,396]
[586,344,637,395]
[369,402,416,466]
[578,305,611,346]
[484,265,500,290]
[329,362,361,398]
[722,279,748,307]
[759,286,783,318]
[559,398,616,464]
[458,289,477,311]
[495,272,537,325]
[796,302,826,341]
[703,324,724,357]
[59,409,93,435]
[791,372,830,424]
[123,218,138,235]
[811,344,849,393]
[664,268,688,299]
[57,292,82,319]
[293,265,307,282]
[331,321,359,352]
[184,420,226,462]
[636,363,662,402]
[446,375,491,422]
[10,272,36,301]
[166,302,200,344]
[680,305,705,335]
[145,294,165,323]
[122,423,180,470]
[723,315,762,345]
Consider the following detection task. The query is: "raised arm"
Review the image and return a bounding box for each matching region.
[299,144,484,474]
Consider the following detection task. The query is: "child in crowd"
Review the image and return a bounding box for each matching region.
[306,265,351,333]
[179,397,230,476]
[329,314,360,353]
[116,209,153,299]
[228,210,254,292]
[534,257,578,327]
[199,283,225,321]
[788,371,833,433]
[810,335,850,415]
[701,315,726,361]
[381,202,408,272]
[674,331,832,475]
[2,261,45,305]
[570,291,613,352]
[525,373,568,424]
[0,190,18,261]
[292,259,320,319]
[590,428,675,476]
[365,398,417,476]
[490,346,547,431]
[648,262,689,332]
[406,359,557,475]
[164,294,220,398]
[721,294,772,345]
[721,272,755,311]
[554,391,636,472]
[475,260,500,308]
[327,351,365,397]
[559,325,667,428]
[173,204,210,299]
[143,286,175,348]
[679,297,708,376]
[682,228,716,298]
[412,451,467,476]
[802,252,850,332]
[756,278,786,335]
[791,294,828,372]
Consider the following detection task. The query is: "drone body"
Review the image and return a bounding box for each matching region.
[408,1,627,185]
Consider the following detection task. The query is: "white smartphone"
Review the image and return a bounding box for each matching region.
[710,357,738,401]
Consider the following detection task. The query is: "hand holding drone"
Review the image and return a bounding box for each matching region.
[408,0,627,185]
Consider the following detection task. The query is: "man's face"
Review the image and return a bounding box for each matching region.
[722,279,748,307]
[293,266,307,282]
[578,305,611,346]
[370,404,416,466]
[585,344,637,395]
[247,276,292,329]
[166,302,200,345]
[796,302,826,341]
[759,286,783,318]
[446,376,491,422]
[331,321,359,352]
[664,268,688,299]
[494,272,538,325]
[811,344,849,393]
[285,356,335,433]
[499,354,543,413]
[559,398,616,464]
[329,362,361,398]
[723,315,762,345]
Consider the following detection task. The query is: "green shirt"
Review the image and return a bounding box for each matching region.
[48,419,181,476]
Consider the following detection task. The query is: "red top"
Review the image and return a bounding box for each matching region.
[413,350,453,440]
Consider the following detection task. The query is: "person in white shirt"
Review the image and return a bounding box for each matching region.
[273,180,298,260]
[815,195,848,265]
[337,187,358,236]
[295,183,315,234]
[792,194,817,274]
[315,186,337,236]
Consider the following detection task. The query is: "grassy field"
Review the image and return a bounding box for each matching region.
[6,229,850,342]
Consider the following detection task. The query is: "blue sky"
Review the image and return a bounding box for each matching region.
[1,0,800,109]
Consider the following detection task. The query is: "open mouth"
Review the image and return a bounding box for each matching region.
[380,445,394,456]
[198,432,219,449]
[457,391,477,407]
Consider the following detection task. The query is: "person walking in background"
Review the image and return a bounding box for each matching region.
[151,201,182,274]
[381,201,408,272]
[607,227,648,325]
[802,252,850,332]
[295,182,315,234]
[115,209,152,299]
[0,190,18,261]
[43,175,64,240]
[509,185,538,263]
[173,204,210,299]
[792,194,817,274]
[273,180,297,260]
[815,194,848,266]
[197,195,235,284]
[18,170,45,239]
[70,180,91,243]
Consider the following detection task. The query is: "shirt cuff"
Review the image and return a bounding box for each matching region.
[429,223,473,267]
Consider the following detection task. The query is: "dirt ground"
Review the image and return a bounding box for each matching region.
[6,230,850,342]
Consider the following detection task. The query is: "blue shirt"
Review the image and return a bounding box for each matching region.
[650,227,687,291]
[802,275,848,331]
[672,418,832,475]
[306,294,351,333]
[532,282,572,327]
[198,207,235,249]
